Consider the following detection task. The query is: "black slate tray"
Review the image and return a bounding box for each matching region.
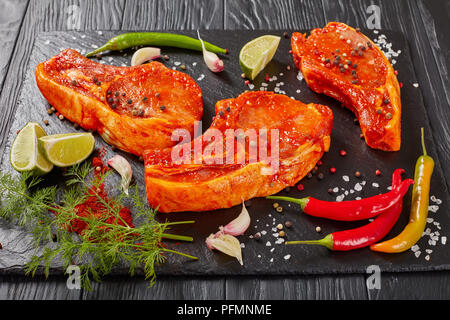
[0,30,449,277]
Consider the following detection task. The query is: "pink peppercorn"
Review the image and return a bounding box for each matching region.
[317,160,323,166]
[297,183,304,191]
[375,169,381,176]
[244,80,250,86]
[330,167,336,174]
[339,150,347,156]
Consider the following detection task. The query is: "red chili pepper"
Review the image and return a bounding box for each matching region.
[267,169,413,221]
[285,169,412,251]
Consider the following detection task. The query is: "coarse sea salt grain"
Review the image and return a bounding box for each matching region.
[284,254,291,260]
[270,258,274,263]
[174,61,181,66]
[248,83,255,90]
[356,197,361,200]
[296,89,301,93]
[430,195,442,204]
[297,71,304,81]
[44,40,50,45]
[336,194,345,202]
[415,251,421,258]
[275,238,285,244]
[342,175,349,182]
[441,236,447,245]
[411,245,420,252]
[333,187,339,193]
[413,83,419,88]
[270,247,275,252]
[197,74,205,81]
[354,183,362,191]
[266,241,272,247]
[428,205,439,213]
[372,182,379,188]
[192,62,197,66]
[261,230,267,235]
[240,243,245,248]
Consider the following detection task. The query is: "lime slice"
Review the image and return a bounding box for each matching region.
[38,133,95,167]
[239,35,281,80]
[10,122,54,175]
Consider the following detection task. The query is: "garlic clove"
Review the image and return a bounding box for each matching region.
[222,202,251,236]
[197,30,224,73]
[206,233,243,265]
[131,47,161,66]
[107,155,133,195]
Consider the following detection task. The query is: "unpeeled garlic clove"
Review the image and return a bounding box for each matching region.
[107,155,133,195]
[222,202,251,236]
[197,30,224,73]
[205,232,243,265]
[131,47,161,66]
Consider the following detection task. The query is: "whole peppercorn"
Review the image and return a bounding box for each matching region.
[315,226,322,233]
[276,206,283,213]
[273,202,279,209]
[253,232,262,240]
[328,188,334,194]
[284,221,293,228]
[279,230,286,237]
[317,173,324,180]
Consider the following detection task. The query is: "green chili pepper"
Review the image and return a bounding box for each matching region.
[85,32,228,57]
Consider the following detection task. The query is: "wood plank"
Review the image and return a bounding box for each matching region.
[83,276,224,299]
[224,0,326,29]
[0,275,81,300]
[0,0,28,92]
[225,275,368,299]
[121,0,224,30]
[368,271,450,300]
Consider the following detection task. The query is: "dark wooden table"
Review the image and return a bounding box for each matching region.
[0,0,449,300]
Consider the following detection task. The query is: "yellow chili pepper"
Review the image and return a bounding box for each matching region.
[370,128,434,253]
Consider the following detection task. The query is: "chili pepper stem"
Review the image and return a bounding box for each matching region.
[286,234,333,250]
[266,195,309,210]
[420,127,427,156]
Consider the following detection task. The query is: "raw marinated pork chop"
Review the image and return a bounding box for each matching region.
[144,91,333,212]
[35,49,203,156]
[291,22,401,151]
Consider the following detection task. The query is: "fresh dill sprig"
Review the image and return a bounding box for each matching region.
[0,161,197,290]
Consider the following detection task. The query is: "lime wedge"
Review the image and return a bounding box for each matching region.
[10,122,54,175]
[38,133,95,167]
[239,35,281,80]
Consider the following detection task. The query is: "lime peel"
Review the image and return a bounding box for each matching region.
[239,35,281,80]
[10,122,53,175]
